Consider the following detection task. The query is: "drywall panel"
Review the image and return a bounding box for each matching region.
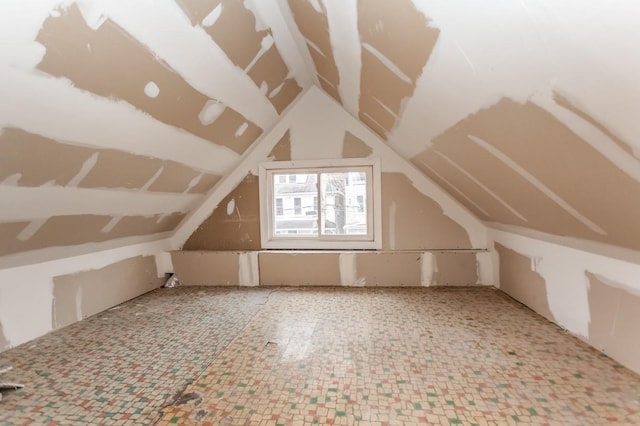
[432,252,478,286]
[495,243,554,321]
[381,173,471,250]
[37,5,260,155]
[288,0,341,101]
[422,98,640,251]
[586,272,640,374]
[52,255,162,329]
[357,0,439,138]
[171,251,240,286]
[342,131,372,159]
[355,252,421,286]
[0,213,184,257]
[268,130,292,161]
[259,251,341,286]
[269,78,303,114]
[0,237,171,352]
[0,324,8,352]
[184,175,261,250]
[490,228,640,376]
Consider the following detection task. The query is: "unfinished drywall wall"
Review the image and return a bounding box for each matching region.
[171,251,239,286]
[355,252,421,287]
[176,87,490,282]
[491,229,640,375]
[381,173,472,250]
[586,272,640,374]
[414,97,640,252]
[260,252,342,286]
[184,174,261,250]
[495,243,554,321]
[52,255,163,329]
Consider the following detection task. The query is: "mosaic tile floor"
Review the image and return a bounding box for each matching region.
[1,287,639,425]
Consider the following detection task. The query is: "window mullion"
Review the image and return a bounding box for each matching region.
[316,172,322,238]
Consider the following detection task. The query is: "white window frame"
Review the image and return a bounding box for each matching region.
[259,158,382,249]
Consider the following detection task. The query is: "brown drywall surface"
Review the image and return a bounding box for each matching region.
[355,252,421,286]
[200,0,267,69]
[269,78,303,114]
[495,243,554,321]
[553,92,636,158]
[171,251,240,286]
[0,323,9,352]
[37,5,260,155]
[381,173,472,250]
[177,0,222,24]
[432,252,478,285]
[421,97,640,251]
[0,128,92,187]
[259,252,341,286]
[586,272,640,374]
[0,214,183,257]
[184,175,261,250]
[357,0,439,138]
[0,128,218,193]
[343,132,373,159]
[288,0,341,103]
[52,256,161,329]
[269,130,292,161]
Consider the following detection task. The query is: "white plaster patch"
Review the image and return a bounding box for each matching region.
[308,0,322,13]
[18,219,48,241]
[67,152,99,187]
[76,0,108,30]
[202,3,222,27]
[74,286,83,322]
[324,0,361,118]
[245,35,274,73]
[143,81,160,98]
[339,253,357,286]
[421,252,435,286]
[268,81,285,98]
[0,185,200,222]
[361,43,412,85]
[0,66,239,174]
[198,100,225,126]
[238,252,259,286]
[1,173,23,186]
[235,122,249,137]
[226,199,236,216]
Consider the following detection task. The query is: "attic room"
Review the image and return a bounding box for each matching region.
[1,0,639,424]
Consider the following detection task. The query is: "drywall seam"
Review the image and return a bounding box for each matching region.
[421,252,435,286]
[171,87,312,247]
[239,252,259,286]
[84,0,277,128]
[533,93,640,185]
[388,202,397,250]
[339,253,357,286]
[324,0,361,118]
[361,43,412,85]
[0,237,171,349]
[0,186,200,222]
[467,134,607,235]
[489,228,640,338]
[435,151,528,222]
[272,0,320,86]
[244,0,313,88]
[0,66,239,174]
[419,161,490,217]
[476,251,494,285]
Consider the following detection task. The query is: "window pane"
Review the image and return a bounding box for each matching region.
[273,173,318,236]
[320,172,367,235]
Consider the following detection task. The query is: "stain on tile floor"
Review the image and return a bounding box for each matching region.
[1,287,639,425]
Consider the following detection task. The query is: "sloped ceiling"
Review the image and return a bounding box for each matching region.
[1,0,640,260]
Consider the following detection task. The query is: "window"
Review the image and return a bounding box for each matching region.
[259,158,381,249]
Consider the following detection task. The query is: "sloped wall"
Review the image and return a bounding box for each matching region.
[176,87,491,287]
[491,229,640,375]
